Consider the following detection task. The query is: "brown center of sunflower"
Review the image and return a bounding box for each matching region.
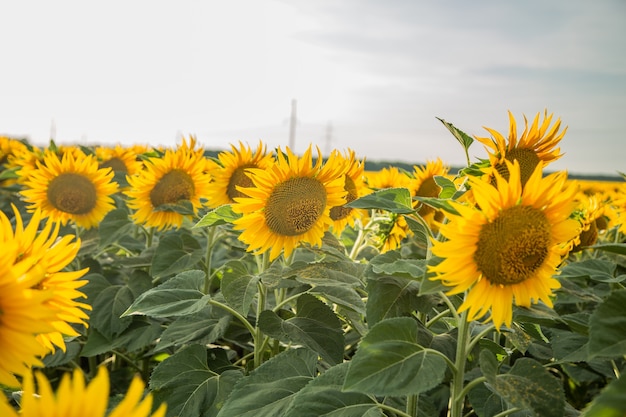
[150,169,195,208]
[414,176,440,216]
[47,173,98,215]
[99,157,128,172]
[265,177,327,236]
[494,148,541,186]
[227,164,256,201]
[474,205,551,285]
[330,175,357,221]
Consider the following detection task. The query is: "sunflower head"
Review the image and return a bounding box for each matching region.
[410,158,450,227]
[329,149,369,234]
[205,141,275,208]
[125,136,212,231]
[429,160,579,329]
[95,144,144,176]
[20,150,118,229]
[365,166,412,190]
[232,145,347,260]
[476,110,567,186]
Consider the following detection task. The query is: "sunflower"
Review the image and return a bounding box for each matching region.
[329,149,369,234]
[20,150,118,229]
[95,144,144,177]
[0,367,167,417]
[372,212,412,253]
[429,161,579,329]
[476,110,566,186]
[365,166,412,190]
[125,136,212,231]
[205,141,275,208]
[410,158,450,228]
[570,195,606,252]
[232,145,347,261]
[1,207,90,354]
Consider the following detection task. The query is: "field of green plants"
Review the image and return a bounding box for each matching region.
[1,111,626,417]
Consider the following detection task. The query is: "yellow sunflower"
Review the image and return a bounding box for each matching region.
[20,150,118,229]
[329,149,369,234]
[0,367,167,417]
[410,158,450,228]
[570,195,606,252]
[205,141,275,208]
[1,207,90,354]
[0,241,57,388]
[476,110,567,186]
[95,144,144,177]
[125,136,212,231]
[429,161,579,329]
[365,166,412,189]
[372,212,412,253]
[232,145,347,261]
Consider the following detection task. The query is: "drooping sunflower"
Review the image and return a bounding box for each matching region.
[476,110,567,186]
[1,207,90,354]
[232,145,347,261]
[429,161,580,329]
[410,158,450,228]
[329,149,369,234]
[0,367,167,417]
[125,136,212,231]
[205,141,275,208]
[372,212,412,253]
[20,150,118,229]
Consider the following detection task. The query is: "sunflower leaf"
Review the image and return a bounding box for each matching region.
[436,117,474,151]
[581,372,626,417]
[221,260,259,316]
[155,305,232,351]
[194,204,241,228]
[588,289,626,359]
[413,196,460,215]
[343,317,447,396]
[346,187,414,214]
[152,230,204,278]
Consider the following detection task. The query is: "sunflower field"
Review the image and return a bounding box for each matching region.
[2,110,626,417]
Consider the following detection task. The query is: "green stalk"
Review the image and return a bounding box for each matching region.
[406,393,419,417]
[449,308,470,417]
[253,251,270,369]
[203,226,217,294]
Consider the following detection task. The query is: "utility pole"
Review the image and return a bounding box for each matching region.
[288,99,297,150]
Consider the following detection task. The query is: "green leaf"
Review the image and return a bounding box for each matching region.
[216,348,318,417]
[258,294,344,365]
[589,243,626,255]
[123,270,210,318]
[479,349,499,385]
[310,286,366,316]
[90,284,134,339]
[581,372,626,417]
[436,117,474,151]
[152,230,204,278]
[588,289,626,359]
[194,204,241,228]
[294,262,364,288]
[369,251,427,279]
[491,358,565,417]
[559,259,618,282]
[284,362,384,417]
[403,214,432,248]
[343,317,447,395]
[150,344,243,417]
[412,196,460,215]
[153,199,195,214]
[221,261,260,316]
[346,187,414,214]
[433,175,457,199]
[81,320,163,357]
[98,208,134,248]
[43,340,82,367]
[155,305,232,351]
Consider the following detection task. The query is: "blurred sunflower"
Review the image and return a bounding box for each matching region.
[20,150,118,229]
[95,144,144,176]
[410,158,450,228]
[476,110,566,186]
[232,145,347,261]
[372,212,412,253]
[570,195,606,252]
[125,136,212,231]
[329,149,369,234]
[365,166,411,190]
[205,141,275,208]
[429,161,579,329]
[1,207,90,353]
[0,367,167,417]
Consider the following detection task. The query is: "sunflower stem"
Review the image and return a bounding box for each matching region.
[406,393,419,417]
[203,226,217,294]
[449,308,470,417]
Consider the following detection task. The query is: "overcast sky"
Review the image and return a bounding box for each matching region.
[2,0,625,175]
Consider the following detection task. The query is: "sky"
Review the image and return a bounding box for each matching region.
[1,0,625,175]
